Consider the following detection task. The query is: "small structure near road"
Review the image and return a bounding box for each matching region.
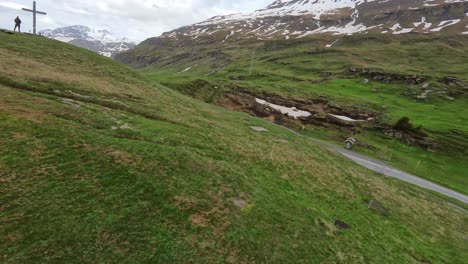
[344,137,357,150]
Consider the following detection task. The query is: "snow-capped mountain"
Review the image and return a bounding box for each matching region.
[40,25,137,58]
[157,0,467,42]
[116,0,468,68]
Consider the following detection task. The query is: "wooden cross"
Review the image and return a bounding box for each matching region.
[22,1,47,35]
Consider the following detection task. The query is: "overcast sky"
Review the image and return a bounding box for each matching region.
[0,0,272,41]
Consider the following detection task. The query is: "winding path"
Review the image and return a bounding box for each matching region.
[280,127,468,206]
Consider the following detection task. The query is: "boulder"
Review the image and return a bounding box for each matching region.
[232,198,248,209]
[334,220,351,230]
[250,126,268,132]
[368,199,390,215]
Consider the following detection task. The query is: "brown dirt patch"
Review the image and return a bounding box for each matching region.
[6,234,17,242]
[189,212,210,227]
[103,148,140,167]
[0,98,46,123]
[226,249,240,264]
[29,142,47,159]
[174,196,196,211]
[0,172,17,183]
[34,166,61,177]
[12,132,29,140]
[188,190,232,233]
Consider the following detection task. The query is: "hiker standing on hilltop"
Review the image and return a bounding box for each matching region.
[14,16,21,32]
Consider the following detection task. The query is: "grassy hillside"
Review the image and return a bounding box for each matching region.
[133,34,468,195]
[1,32,467,263]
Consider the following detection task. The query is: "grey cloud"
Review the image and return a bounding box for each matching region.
[0,0,272,40]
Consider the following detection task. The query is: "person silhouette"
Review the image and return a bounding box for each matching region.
[14,16,21,32]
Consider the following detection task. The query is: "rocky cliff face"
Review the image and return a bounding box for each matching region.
[40,25,137,58]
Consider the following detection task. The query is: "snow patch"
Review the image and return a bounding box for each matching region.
[197,0,381,26]
[390,23,414,35]
[326,39,339,48]
[430,19,461,32]
[255,98,312,119]
[413,17,432,30]
[328,114,366,122]
[178,67,192,73]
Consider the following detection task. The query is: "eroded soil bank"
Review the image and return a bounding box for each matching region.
[217,89,438,150]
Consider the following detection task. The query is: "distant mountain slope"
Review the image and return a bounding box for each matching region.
[116,0,467,68]
[40,25,137,58]
[156,0,468,43]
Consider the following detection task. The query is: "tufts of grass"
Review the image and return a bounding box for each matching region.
[0,31,467,263]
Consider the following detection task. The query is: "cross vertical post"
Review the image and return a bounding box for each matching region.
[33,1,36,34]
[22,1,47,35]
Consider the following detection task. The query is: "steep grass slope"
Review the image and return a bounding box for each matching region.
[136,34,468,196]
[0,32,467,263]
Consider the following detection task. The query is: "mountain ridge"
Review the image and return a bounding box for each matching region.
[156,0,468,43]
[40,25,138,58]
[116,0,468,69]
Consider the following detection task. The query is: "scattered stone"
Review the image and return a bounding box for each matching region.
[120,123,132,129]
[444,95,455,101]
[346,68,426,85]
[363,78,369,84]
[113,119,123,124]
[273,139,289,144]
[334,220,351,230]
[421,82,430,89]
[232,198,248,209]
[419,258,433,264]
[61,98,81,108]
[368,199,390,215]
[371,88,379,93]
[250,126,268,132]
[111,123,133,130]
[67,90,92,99]
[105,99,130,108]
[417,90,431,99]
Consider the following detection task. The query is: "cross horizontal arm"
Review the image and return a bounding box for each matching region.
[22,8,47,15]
